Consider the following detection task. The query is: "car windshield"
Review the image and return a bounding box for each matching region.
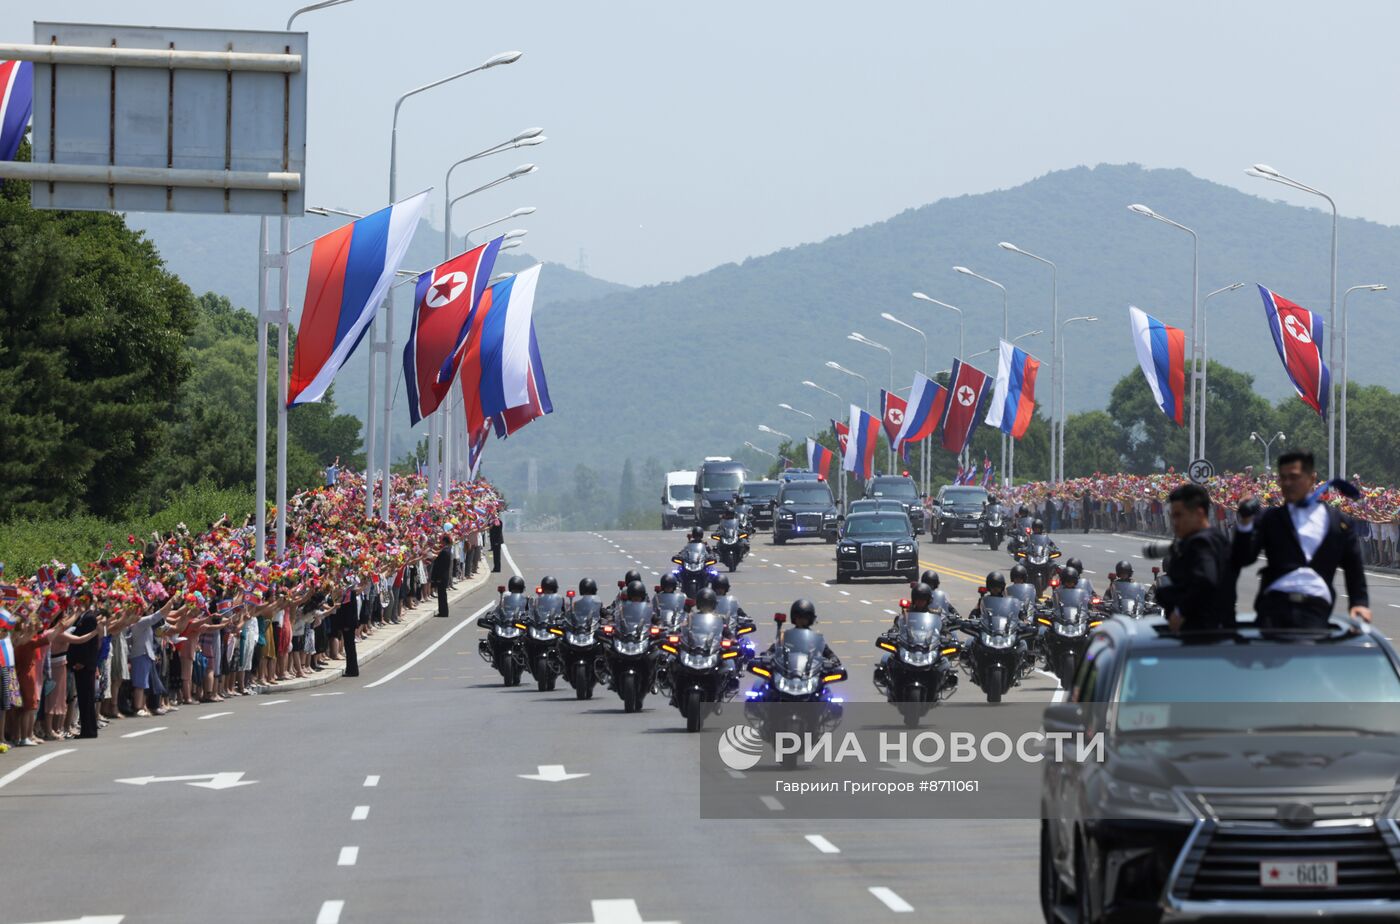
[743,483,779,499]
[1118,645,1400,707]
[940,488,988,505]
[845,515,909,537]
[781,484,832,504]
[871,480,917,499]
[702,471,743,491]
[668,485,691,501]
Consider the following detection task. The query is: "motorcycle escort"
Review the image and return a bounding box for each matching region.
[1011,531,1061,594]
[711,517,751,572]
[478,580,531,686]
[953,591,1039,703]
[672,541,718,599]
[661,609,744,732]
[600,598,661,713]
[873,597,961,726]
[559,587,607,700]
[744,610,847,769]
[1034,578,1101,687]
[522,579,567,692]
[981,503,1007,551]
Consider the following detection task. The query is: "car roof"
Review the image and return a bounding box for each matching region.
[870,475,914,483]
[744,480,778,486]
[1098,612,1396,654]
[845,510,911,524]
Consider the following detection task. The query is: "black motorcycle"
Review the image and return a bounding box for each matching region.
[980,504,1006,551]
[478,586,531,686]
[954,595,1039,704]
[714,595,758,663]
[711,519,750,572]
[1034,585,1100,687]
[661,611,743,732]
[874,602,961,726]
[1012,533,1060,594]
[671,542,717,599]
[600,600,660,713]
[1104,580,1157,618]
[559,591,606,700]
[653,589,689,632]
[1007,515,1035,554]
[744,617,846,769]
[521,588,566,692]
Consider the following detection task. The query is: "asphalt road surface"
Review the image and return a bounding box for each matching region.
[5,526,1400,924]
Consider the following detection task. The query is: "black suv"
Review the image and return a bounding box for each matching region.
[864,475,926,534]
[739,480,780,530]
[1040,614,1400,923]
[772,479,839,544]
[928,484,989,542]
[835,511,919,583]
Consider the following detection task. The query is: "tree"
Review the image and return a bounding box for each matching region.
[616,458,638,523]
[1063,410,1124,477]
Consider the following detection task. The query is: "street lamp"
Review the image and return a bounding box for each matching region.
[1250,431,1286,469]
[463,206,537,241]
[1057,316,1098,480]
[955,265,1010,485]
[883,311,932,495]
[999,241,1060,481]
[1128,203,1199,470]
[825,361,871,410]
[1246,164,1338,479]
[1198,282,1246,462]
[911,293,964,360]
[849,332,896,467]
[757,424,792,442]
[802,379,843,414]
[744,441,777,460]
[1341,284,1387,477]
[778,403,817,422]
[286,0,355,29]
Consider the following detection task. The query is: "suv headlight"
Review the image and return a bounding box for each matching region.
[895,543,914,554]
[823,512,837,520]
[838,543,858,555]
[1097,775,1192,821]
[778,510,794,520]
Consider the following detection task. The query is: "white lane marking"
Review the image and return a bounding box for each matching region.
[1051,687,1068,703]
[1082,569,1097,574]
[650,571,660,576]
[501,542,524,579]
[1132,555,1144,560]
[259,699,289,706]
[351,805,370,821]
[573,899,675,924]
[337,846,358,867]
[773,563,784,569]
[1388,604,1400,609]
[787,568,798,574]
[805,834,840,854]
[0,747,77,790]
[197,711,233,720]
[839,590,851,596]
[364,599,494,689]
[317,900,345,924]
[760,795,785,811]
[1104,548,1117,553]
[859,599,873,606]
[804,575,814,581]
[619,549,628,553]
[121,726,167,739]
[363,775,380,787]
[883,609,897,615]
[311,691,345,697]
[759,558,769,563]
[869,886,914,912]
[725,769,746,780]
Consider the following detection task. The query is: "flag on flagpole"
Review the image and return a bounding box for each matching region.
[490,319,554,438]
[467,423,492,479]
[894,372,948,446]
[288,192,428,406]
[879,389,908,449]
[940,359,991,454]
[985,340,1041,439]
[1258,285,1329,417]
[954,464,966,485]
[403,238,501,426]
[0,60,33,161]
[475,264,543,420]
[842,405,881,480]
[1127,306,1186,426]
[807,438,835,479]
[832,419,850,456]
[980,453,993,487]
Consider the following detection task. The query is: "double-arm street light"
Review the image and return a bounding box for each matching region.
[1340,284,1387,477]
[911,293,965,361]
[849,332,897,469]
[999,242,1059,481]
[825,361,871,413]
[1251,431,1287,469]
[954,266,1010,484]
[1057,316,1098,480]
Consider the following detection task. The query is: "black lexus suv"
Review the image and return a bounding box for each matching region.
[772,479,839,544]
[1040,614,1400,923]
[864,475,926,534]
[739,480,780,530]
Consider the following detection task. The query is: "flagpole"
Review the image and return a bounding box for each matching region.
[276,215,291,554]
[255,218,270,561]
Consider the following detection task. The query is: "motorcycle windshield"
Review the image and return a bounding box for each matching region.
[776,628,825,679]
[565,598,601,629]
[683,612,724,653]
[927,589,953,615]
[616,602,653,638]
[532,594,564,623]
[713,596,739,619]
[1026,536,1051,562]
[501,595,530,620]
[656,592,687,613]
[1114,583,1147,607]
[901,611,940,648]
[1006,585,1037,606]
[682,543,707,569]
[718,523,739,541]
[980,597,1023,633]
[1056,588,1090,610]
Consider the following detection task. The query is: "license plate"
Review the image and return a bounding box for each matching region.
[1260,861,1336,888]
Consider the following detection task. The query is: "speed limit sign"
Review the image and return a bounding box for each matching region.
[1188,458,1215,484]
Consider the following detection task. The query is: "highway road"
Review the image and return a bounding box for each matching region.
[5,526,1400,924]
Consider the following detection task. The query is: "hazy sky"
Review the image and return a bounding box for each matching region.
[8,1,1400,286]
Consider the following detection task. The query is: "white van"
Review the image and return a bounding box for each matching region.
[662,470,697,529]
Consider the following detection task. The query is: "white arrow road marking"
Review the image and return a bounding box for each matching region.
[337,846,358,867]
[316,900,344,924]
[562,899,679,924]
[13,917,125,924]
[0,748,76,789]
[115,772,256,790]
[805,834,840,854]
[120,726,166,739]
[518,764,589,783]
[351,805,370,821]
[869,886,914,912]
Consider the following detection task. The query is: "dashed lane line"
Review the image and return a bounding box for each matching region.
[869,887,914,912]
[121,726,166,739]
[317,900,345,924]
[197,711,233,720]
[337,846,359,867]
[351,805,370,821]
[805,834,840,854]
[363,775,380,787]
[761,795,785,811]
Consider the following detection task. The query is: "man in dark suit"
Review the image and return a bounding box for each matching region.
[1233,450,1371,630]
[431,537,453,618]
[1159,483,1236,633]
[66,609,104,738]
[489,516,504,572]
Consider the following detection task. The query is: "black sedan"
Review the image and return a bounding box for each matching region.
[835,511,919,583]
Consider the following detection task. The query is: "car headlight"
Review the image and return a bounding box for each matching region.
[900,647,935,666]
[823,512,837,520]
[679,650,718,670]
[895,544,914,554]
[1097,775,1192,821]
[838,543,858,555]
[774,673,819,696]
[981,632,1014,649]
[778,511,794,520]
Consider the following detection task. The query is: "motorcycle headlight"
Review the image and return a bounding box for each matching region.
[1054,621,1086,637]
[981,632,1014,649]
[493,624,522,639]
[566,631,595,647]
[614,639,649,656]
[899,647,935,666]
[774,673,819,696]
[679,650,718,670]
[529,626,554,640]
[1098,776,1192,821]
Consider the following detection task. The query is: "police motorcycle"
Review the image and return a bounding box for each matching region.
[981,501,1007,551]
[1033,568,1101,687]
[598,583,662,713]
[672,532,719,599]
[731,492,756,532]
[711,509,751,572]
[1104,579,1156,618]
[650,579,690,699]
[744,601,847,769]
[873,588,962,727]
[559,580,607,700]
[478,577,531,686]
[1010,523,1060,594]
[660,591,745,732]
[713,587,758,664]
[521,576,567,692]
[951,575,1040,703]
[1006,509,1036,554]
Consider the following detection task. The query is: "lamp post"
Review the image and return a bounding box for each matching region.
[912,293,964,360]
[955,265,1009,485]
[802,379,843,418]
[1128,203,1198,471]
[1057,316,1098,480]
[1196,282,1246,463]
[757,425,791,468]
[825,361,871,411]
[778,402,817,423]
[461,205,537,244]
[848,332,896,471]
[882,311,930,494]
[285,0,355,28]
[744,441,777,460]
[1340,284,1387,477]
[999,242,1058,481]
[1246,164,1338,480]
[1250,431,1286,469]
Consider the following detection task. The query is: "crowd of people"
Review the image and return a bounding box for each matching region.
[995,469,1400,567]
[0,472,503,754]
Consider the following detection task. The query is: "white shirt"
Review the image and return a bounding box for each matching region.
[1240,501,1332,601]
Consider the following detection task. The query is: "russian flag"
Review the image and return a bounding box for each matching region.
[985,340,1041,439]
[477,264,542,420]
[1128,306,1186,426]
[807,437,835,479]
[894,372,947,445]
[842,405,881,480]
[940,359,991,454]
[288,192,428,407]
[491,318,553,438]
[1259,285,1329,417]
[0,60,33,161]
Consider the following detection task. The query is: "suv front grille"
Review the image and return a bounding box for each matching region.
[1174,823,1400,901]
[861,542,892,569]
[1192,789,1390,824]
[796,513,823,531]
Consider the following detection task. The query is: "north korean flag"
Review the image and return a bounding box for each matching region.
[1259,285,1329,417]
[939,358,992,454]
[880,389,908,448]
[832,419,850,456]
